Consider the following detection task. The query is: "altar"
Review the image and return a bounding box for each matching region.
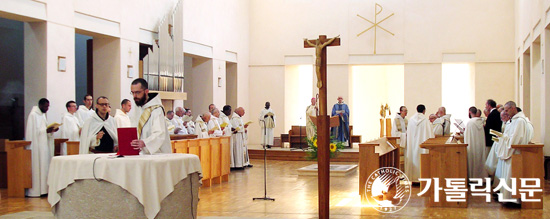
[47,153,202,219]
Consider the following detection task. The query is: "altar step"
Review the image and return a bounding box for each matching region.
[248,148,359,162]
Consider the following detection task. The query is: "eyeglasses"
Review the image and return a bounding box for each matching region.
[97,103,110,107]
[131,90,144,96]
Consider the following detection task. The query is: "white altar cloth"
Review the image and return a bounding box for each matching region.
[47,153,202,219]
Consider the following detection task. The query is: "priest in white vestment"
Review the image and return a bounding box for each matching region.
[60,101,81,155]
[495,101,534,203]
[75,94,94,125]
[172,107,188,135]
[464,107,487,179]
[26,98,58,197]
[405,104,434,183]
[306,98,317,140]
[391,106,408,148]
[433,107,451,135]
[114,99,132,128]
[220,105,233,136]
[231,107,250,168]
[129,78,172,154]
[183,109,195,134]
[195,112,212,139]
[79,97,118,154]
[165,110,187,135]
[208,109,224,137]
[259,102,276,148]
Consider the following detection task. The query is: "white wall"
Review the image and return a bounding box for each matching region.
[515,0,550,155]
[93,37,121,108]
[183,0,250,120]
[247,0,515,146]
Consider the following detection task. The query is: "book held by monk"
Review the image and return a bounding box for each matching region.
[47,123,63,129]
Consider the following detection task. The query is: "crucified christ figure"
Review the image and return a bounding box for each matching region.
[304,35,340,88]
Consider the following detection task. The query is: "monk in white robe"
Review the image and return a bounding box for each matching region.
[208,109,223,137]
[495,101,533,203]
[485,110,510,176]
[129,79,172,154]
[259,102,276,148]
[306,98,317,140]
[26,98,58,197]
[114,99,132,128]
[405,104,434,183]
[60,101,81,155]
[195,113,212,139]
[391,106,408,147]
[79,97,118,154]
[433,107,451,135]
[220,105,233,136]
[464,107,487,179]
[76,94,94,125]
[231,107,250,168]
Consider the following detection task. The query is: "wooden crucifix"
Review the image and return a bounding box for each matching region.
[304,35,340,219]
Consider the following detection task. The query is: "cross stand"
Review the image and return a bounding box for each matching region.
[253,120,275,202]
[304,35,340,219]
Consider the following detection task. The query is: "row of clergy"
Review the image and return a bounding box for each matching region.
[165,104,254,169]
[395,100,533,205]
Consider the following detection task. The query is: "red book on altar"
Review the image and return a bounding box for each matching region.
[117,127,139,156]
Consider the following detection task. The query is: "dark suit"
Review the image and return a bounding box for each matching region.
[484,109,502,147]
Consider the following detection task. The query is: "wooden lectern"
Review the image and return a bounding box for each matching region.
[309,115,340,128]
[511,143,544,209]
[359,137,400,203]
[420,136,468,207]
[1,140,32,197]
[54,138,68,156]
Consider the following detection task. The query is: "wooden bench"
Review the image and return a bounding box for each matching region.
[359,137,400,203]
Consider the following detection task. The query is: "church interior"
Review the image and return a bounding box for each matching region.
[1,0,550,218]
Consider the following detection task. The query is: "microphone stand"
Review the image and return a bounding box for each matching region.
[253,120,275,201]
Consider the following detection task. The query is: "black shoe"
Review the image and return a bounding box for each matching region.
[247,164,253,167]
[266,145,271,149]
[503,201,521,208]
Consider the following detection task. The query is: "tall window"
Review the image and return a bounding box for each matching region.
[441,63,474,132]
[351,65,404,142]
[284,65,313,131]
